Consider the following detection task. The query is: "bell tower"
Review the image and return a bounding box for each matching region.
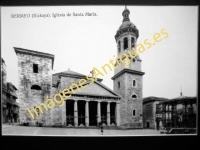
[111,7,145,128]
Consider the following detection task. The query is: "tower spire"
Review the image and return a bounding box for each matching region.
[122,5,130,22]
[180,86,183,96]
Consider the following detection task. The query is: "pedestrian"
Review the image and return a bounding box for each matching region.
[12,118,14,126]
[101,125,103,135]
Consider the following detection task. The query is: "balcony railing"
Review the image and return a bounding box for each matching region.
[7,97,16,105]
[7,90,18,99]
[1,67,7,74]
[2,83,7,92]
[13,109,19,114]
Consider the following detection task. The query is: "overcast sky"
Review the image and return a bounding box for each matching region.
[1,6,198,99]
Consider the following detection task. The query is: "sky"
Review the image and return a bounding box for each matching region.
[1,6,198,99]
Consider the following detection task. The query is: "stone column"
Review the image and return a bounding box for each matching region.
[74,100,78,127]
[120,39,124,53]
[116,102,120,126]
[85,101,89,127]
[97,101,101,126]
[62,100,66,127]
[128,34,131,51]
[107,102,110,126]
[117,41,120,55]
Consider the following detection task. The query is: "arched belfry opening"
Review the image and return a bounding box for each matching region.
[131,37,135,48]
[118,41,121,53]
[124,37,128,50]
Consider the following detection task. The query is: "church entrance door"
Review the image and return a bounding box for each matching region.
[78,100,85,126]
[66,100,74,126]
[110,102,116,125]
[89,101,97,126]
[101,102,107,125]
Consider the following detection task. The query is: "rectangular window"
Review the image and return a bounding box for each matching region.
[33,64,38,73]
[133,80,136,87]
[118,82,120,89]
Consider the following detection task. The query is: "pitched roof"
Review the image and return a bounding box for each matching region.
[53,69,103,82]
[55,69,86,77]
[68,80,121,98]
[171,95,196,100]
[159,95,196,104]
[143,96,169,103]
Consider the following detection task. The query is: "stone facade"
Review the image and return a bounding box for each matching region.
[14,47,54,126]
[51,70,121,127]
[143,97,168,129]
[143,101,154,129]
[14,46,121,127]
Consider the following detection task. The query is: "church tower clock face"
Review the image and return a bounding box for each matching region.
[112,6,145,128]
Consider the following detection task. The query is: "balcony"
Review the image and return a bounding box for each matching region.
[2,83,7,92]
[13,109,19,114]
[1,66,7,75]
[7,90,18,99]
[6,97,16,105]
[156,109,162,114]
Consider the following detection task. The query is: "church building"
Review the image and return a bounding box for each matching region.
[14,7,145,128]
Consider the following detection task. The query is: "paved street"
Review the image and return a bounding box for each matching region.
[2,124,160,136]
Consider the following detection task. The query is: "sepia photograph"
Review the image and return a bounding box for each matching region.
[1,5,198,136]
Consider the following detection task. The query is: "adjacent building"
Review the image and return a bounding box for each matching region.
[6,82,19,123]
[159,92,197,128]
[2,58,7,123]
[143,96,168,129]
[1,58,19,123]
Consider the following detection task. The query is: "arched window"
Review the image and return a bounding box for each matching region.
[132,79,136,87]
[118,41,121,53]
[131,37,135,48]
[132,94,137,99]
[123,37,128,50]
[31,85,42,90]
[132,109,136,116]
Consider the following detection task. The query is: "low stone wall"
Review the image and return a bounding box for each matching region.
[167,128,197,134]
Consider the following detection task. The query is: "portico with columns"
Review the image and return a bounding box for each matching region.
[62,96,120,127]
[53,69,121,127]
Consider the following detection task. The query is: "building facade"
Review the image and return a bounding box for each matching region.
[6,82,19,123]
[1,58,19,123]
[159,93,197,128]
[52,70,120,127]
[14,47,121,127]
[14,47,54,125]
[111,7,145,128]
[143,96,168,129]
[2,58,7,123]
